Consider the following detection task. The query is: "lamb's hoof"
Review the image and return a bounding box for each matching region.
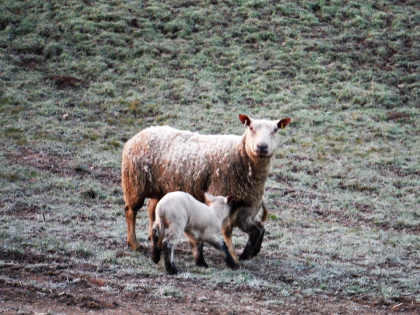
[166,264,178,275]
[196,260,209,268]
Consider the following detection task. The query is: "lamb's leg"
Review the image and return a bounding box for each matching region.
[185,232,208,268]
[195,242,208,267]
[125,202,143,251]
[221,219,239,266]
[147,199,159,242]
[151,225,162,264]
[238,220,265,260]
[162,240,178,275]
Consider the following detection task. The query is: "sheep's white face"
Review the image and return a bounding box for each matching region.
[239,114,291,159]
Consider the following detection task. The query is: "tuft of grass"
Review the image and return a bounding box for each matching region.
[154,285,183,299]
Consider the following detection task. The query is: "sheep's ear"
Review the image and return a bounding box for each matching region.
[239,114,251,126]
[278,117,291,129]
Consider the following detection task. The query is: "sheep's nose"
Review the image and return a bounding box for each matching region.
[257,143,268,154]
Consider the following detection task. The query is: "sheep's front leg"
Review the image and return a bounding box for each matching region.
[221,219,239,267]
[238,220,265,261]
[207,236,238,270]
[162,240,178,275]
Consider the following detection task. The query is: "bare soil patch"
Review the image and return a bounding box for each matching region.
[0,251,410,315]
[1,247,418,314]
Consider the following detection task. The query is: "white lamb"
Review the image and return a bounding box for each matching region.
[151,191,237,275]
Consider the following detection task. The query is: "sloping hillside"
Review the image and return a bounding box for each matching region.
[0,0,419,313]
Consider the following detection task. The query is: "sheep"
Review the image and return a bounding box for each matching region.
[151,191,237,275]
[121,114,291,266]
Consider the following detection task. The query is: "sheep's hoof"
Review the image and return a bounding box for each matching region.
[127,240,142,252]
[226,260,239,270]
[239,234,264,260]
[225,256,239,270]
[240,224,265,260]
[166,264,178,275]
[239,251,251,261]
[196,260,209,268]
[151,248,161,264]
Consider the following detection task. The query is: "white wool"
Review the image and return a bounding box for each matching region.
[154,191,230,243]
[131,126,243,180]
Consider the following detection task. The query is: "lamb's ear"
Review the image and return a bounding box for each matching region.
[204,192,215,204]
[239,114,251,126]
[277,117,291,129]
[226,196,232,205]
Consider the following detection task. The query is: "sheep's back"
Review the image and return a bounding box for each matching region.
[124,126,242,199]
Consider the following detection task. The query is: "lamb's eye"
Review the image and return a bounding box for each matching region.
[249,126,254,132]
[272,128,278,134]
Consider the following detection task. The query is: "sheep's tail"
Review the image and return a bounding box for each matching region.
[151,221,164,264]
[260,201,268,222]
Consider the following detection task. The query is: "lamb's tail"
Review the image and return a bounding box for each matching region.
[151,222,164,264]
[260,201,268,222]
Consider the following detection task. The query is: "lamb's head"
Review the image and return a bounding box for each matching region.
[239,114,291,160]
[204,193,232,216]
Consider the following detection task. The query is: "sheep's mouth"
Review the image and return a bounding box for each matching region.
[248,147,272,159]
[255,151,272,159]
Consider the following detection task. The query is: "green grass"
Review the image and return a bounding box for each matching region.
[0,0,419,312]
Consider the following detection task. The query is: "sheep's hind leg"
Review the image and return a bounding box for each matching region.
[239,221,265,261]
[147,199,159,242]
[162,240,178,275]
[125,203,143,251]
[207,236,238,270]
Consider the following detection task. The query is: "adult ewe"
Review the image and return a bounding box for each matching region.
[121,114,290,264]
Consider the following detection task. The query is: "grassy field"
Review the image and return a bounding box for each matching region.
[1,0,419,313]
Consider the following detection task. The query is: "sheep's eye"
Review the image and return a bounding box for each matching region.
[249,126,254,132]
[272,127,278,134]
